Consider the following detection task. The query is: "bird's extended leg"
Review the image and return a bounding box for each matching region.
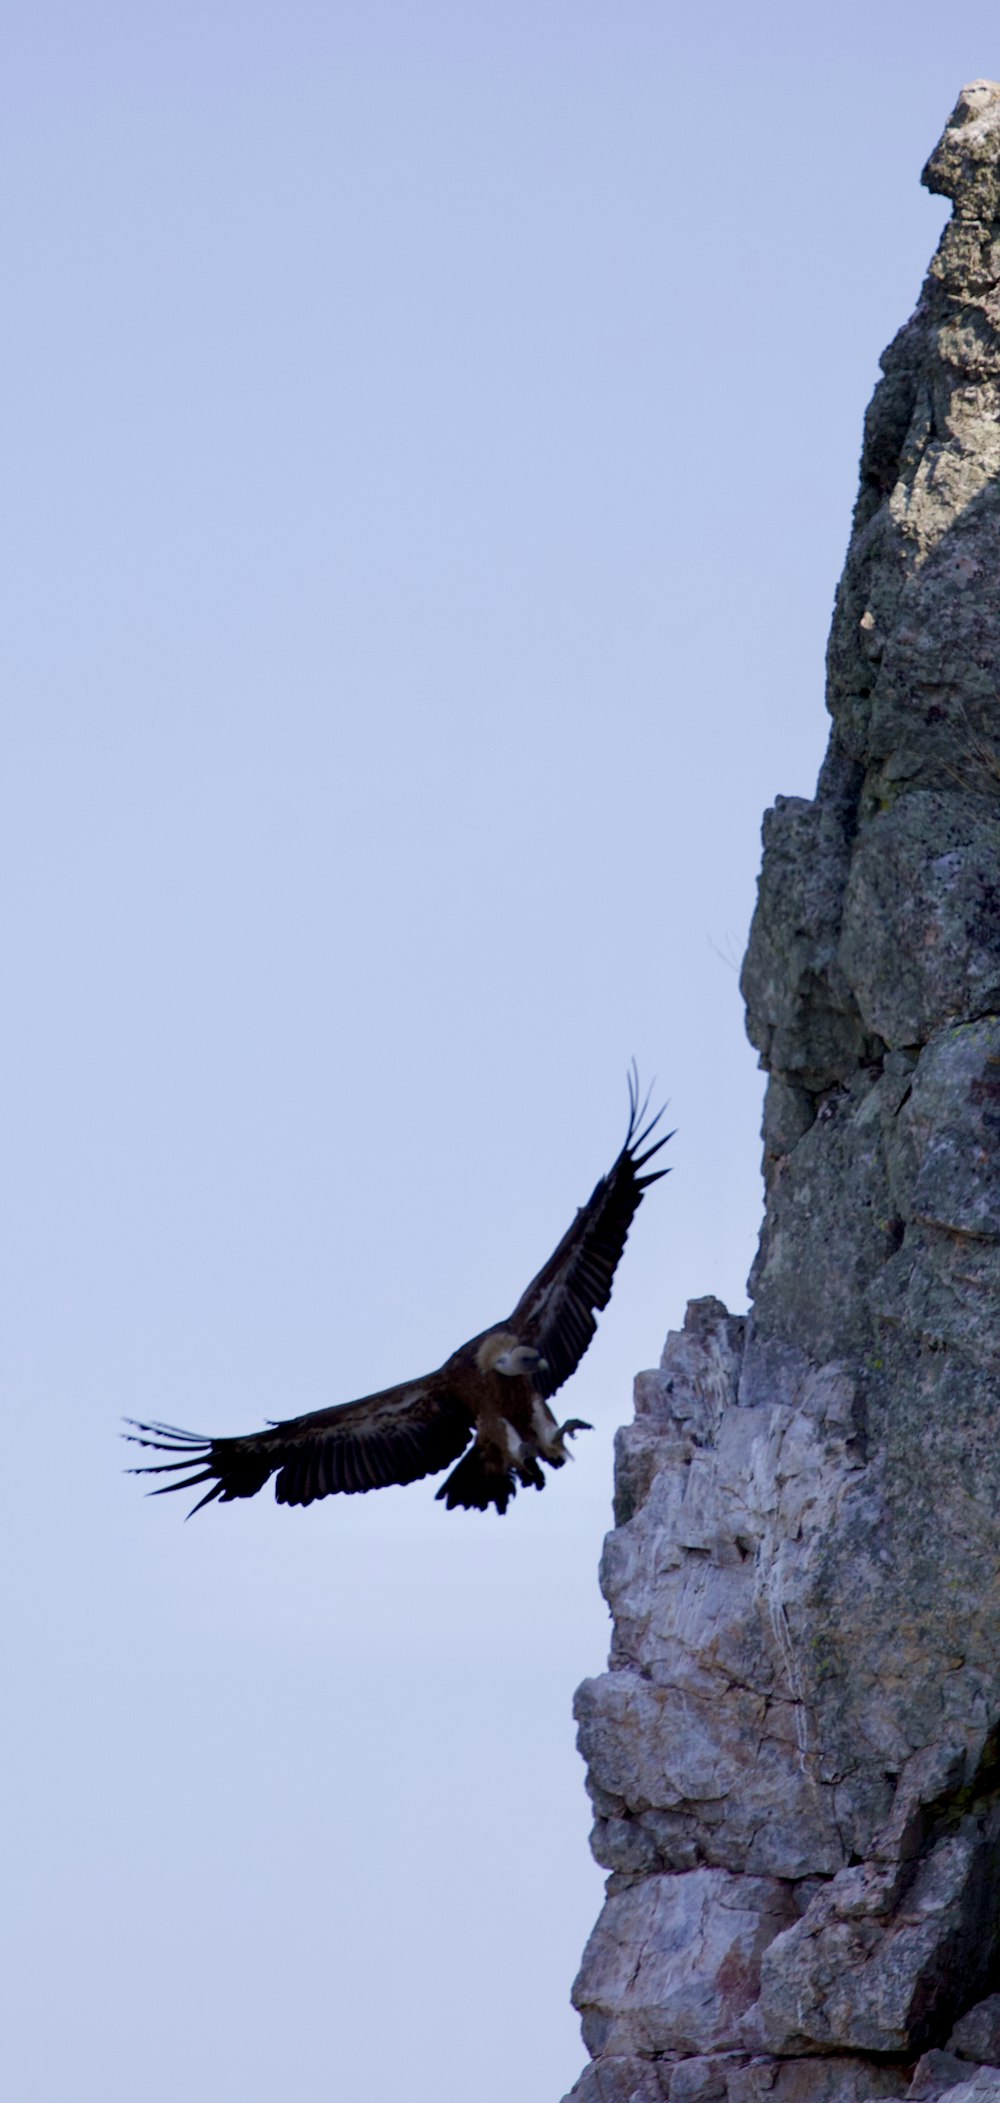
[547,1417,593,1466]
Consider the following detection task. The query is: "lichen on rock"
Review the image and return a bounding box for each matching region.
[563,81,1000,2103]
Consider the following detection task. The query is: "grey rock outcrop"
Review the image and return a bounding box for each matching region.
[563,83,1000,2103]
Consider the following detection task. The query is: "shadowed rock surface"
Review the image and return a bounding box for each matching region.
[562,82,1000,2103]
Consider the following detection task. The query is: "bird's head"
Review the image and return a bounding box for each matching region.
[477,1332,548,1379]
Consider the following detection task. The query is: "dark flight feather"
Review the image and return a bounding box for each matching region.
[126,1379,472,1515]
[508,1065,671,1399]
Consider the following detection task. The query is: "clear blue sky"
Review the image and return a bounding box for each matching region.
[3,8,993,2101]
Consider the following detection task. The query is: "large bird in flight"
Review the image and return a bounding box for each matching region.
[126,1073,669,1518]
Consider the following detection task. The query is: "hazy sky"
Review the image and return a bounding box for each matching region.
[4,8,995,2101]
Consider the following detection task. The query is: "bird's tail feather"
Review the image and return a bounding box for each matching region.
[435,1443,518,1516]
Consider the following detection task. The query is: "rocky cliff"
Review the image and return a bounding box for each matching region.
[563,82,1000,2103]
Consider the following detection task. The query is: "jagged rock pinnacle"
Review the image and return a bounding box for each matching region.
[563,85,1000,2103]
[923,79,1000,214]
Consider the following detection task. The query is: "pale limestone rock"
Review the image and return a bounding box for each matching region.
[727,2067,906,2103]
[576,1306,858,1886]
[572,1870,793,2058]
[563,2060,668,2103]
[666,2058,730,2100]
[750,1807,1000,2054]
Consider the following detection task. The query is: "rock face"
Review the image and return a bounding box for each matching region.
[563,83,1000,2103]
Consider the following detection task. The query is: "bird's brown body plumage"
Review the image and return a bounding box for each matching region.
[126,1072,670,1518]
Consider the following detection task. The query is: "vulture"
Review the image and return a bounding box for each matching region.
[126,1072,670,1519]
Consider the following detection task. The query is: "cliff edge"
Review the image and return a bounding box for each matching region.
[563,82,1000,2103]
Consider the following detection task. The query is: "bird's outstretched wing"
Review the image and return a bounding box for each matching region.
[507,1068,670,1400]
[124,1377,473,1517]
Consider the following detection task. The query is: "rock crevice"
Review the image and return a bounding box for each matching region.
[563,81,1000,2103]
